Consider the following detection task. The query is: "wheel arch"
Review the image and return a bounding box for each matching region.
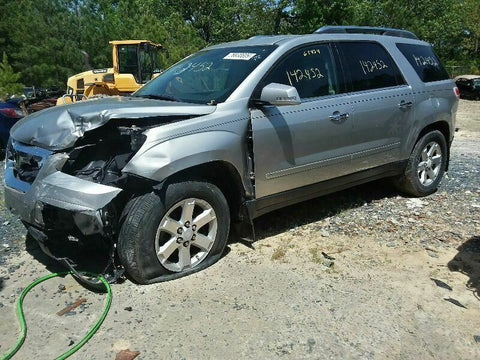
[416,120,451,171]
[160,161,248,223]
[123,129,253,219]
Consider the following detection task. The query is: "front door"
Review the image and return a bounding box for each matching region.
[251,43,354,199]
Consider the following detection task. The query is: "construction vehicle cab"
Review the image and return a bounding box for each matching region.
[58,40,164,105]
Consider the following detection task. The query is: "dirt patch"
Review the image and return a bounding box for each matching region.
[0,100,479,359]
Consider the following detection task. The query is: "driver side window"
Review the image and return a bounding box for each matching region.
[262,44,340,99]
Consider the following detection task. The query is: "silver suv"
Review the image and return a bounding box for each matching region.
[5,26,459,283]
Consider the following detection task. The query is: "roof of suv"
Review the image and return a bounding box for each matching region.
[205,31,427,51]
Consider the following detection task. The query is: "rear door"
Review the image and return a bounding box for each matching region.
[250,43,354,198]
[336,41,414,172]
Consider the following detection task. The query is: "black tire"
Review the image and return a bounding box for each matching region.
[395,130,447,197]
[117,181,230,284]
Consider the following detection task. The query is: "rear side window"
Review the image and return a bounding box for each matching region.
[261,43,341,99]
[397,43,449,82]
[337,42,405,92]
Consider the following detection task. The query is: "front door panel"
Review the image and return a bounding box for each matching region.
[250,43,355,199]
[251,97,353,198]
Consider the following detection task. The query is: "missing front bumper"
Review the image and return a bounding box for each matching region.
[5,152,122,236]
[27,226,124,287]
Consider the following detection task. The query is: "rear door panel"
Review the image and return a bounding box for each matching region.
[336,41,414,172]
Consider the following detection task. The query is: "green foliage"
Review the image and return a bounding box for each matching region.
[0,0,477,90]
[292,0,356,33]
[131,13,206,67]
[352,0,465,60]
[0,53,23,100]
[462,0,480,61]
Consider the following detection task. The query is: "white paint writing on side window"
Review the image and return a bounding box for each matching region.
[303,49,321,57]
[412,54,439,68]
[223,52,257,60]
[359,59,389,75]
[286,68,324,86]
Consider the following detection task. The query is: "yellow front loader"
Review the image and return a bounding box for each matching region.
[57,40,164,105]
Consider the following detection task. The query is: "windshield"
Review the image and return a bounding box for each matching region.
[134,45,275,104]
[473,78,480,88]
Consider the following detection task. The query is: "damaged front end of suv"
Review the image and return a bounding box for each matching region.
[4,96,217,283]
[5,42,280,285]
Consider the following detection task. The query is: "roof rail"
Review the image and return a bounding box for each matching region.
[248,35,276,39]
[314,26,419,40]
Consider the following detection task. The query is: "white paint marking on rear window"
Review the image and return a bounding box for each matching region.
[223,52,257,60]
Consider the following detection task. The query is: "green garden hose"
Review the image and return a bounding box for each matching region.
[2,271,112,360]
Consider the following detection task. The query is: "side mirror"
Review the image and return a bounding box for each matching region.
[257,83,301,106]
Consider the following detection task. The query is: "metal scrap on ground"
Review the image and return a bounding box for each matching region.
[444,297,467,309]
[431,278,453,291]
[56,298,87,316]
[115,349,141,360]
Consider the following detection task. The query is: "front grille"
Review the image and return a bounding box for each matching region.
[13,151,43,182]
[6,139,52,191]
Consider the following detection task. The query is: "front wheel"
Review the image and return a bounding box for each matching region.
[395,130,447,197]
[117,181,230,284]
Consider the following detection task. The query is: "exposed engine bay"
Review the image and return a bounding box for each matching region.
[63,120,149,187]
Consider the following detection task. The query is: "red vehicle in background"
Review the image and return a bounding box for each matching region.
[23,86,62,113]
[0,98,27,151]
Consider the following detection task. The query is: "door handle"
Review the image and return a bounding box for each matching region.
[329,112,349,123]
[398,100,413,110]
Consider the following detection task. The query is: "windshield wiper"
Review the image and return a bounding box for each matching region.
[135,94,182,102]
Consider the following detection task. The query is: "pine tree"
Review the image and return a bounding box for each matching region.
[0,53,23,100]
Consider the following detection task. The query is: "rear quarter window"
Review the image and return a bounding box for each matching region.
[336,42,405,92]
[396,43,449,83]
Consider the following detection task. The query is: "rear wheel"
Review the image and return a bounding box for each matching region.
[117,181,230,283]
[395,130,447,197]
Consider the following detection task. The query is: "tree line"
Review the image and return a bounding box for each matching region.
[0,0,479,95]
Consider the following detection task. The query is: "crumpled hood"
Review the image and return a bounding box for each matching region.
[10,96,215,150]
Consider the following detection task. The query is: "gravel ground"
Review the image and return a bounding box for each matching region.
[0,100,479,359]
